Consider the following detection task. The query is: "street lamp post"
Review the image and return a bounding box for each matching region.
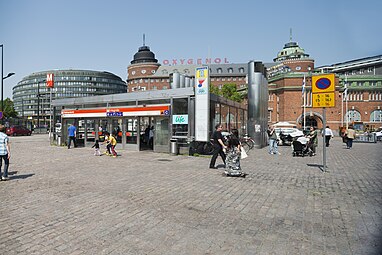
[37,80,40,129]
[1,44,16,123]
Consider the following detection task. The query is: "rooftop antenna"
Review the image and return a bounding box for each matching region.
[289,28,292,42]
[143,34,146,46]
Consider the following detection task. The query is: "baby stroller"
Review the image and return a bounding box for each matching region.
[292,140,313,157]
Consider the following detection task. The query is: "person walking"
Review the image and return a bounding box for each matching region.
[267,125,280,155]
[67,123,77,149]
[149,126,154,149]
[323,126,334,147]
[308,126,318,155]
[345,125,356,149]
[103,132,118,157]
[0,125,11,181]
[209,124,227,169]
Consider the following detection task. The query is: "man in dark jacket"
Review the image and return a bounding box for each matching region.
[209,124,227,169]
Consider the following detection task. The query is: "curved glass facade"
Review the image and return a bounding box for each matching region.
[13,70,127,126]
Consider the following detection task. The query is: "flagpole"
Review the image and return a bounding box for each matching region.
[345,74,348,129]
[303,74,306,130]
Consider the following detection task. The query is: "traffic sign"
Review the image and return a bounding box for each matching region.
[312,74,335,93]
[312,92,335,108]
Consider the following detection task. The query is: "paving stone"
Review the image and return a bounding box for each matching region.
[0,135,381,254]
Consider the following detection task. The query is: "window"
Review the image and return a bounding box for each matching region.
[228,68,233,73]
[346,109,361,122]
[370,110,382,122]
[217,68,222,74]
[239,68,244,73]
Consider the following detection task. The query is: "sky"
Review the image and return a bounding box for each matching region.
[1,0,381,99]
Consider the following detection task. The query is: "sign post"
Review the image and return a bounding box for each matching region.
[46,73,54,139]
[312,74,335,172]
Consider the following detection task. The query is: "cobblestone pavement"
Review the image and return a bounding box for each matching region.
[0,135,381,255]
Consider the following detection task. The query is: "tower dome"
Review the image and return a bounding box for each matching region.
[131,45,158,64]
[274,30,310,62]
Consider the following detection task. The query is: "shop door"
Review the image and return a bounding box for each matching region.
[153,117,170,153]
[139,117,153,151]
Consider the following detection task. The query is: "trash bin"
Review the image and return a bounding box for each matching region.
[170,138,178,155]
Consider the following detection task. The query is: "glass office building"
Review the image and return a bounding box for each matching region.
[12,70,127,127]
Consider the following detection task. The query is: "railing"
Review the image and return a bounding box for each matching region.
[354,133,377,143]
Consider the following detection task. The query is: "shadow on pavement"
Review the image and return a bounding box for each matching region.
[307,163,325,172]
[9,173,35,180]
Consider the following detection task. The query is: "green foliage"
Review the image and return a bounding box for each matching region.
[1,98,18,118]
[209,85,221,96]
[210,83,243,103]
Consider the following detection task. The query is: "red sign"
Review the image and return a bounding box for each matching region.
[46,73,54,88]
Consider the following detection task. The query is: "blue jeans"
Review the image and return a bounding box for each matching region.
[269,139,278,154]
[0,154,9,178]
[347,138,353,148]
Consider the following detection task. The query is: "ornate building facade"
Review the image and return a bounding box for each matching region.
[126,41,382,134]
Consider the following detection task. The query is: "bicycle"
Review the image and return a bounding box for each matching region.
[240,134,255,153]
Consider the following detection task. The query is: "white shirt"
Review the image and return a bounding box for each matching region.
[324,128,333,137]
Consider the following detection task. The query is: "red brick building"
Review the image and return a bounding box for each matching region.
[127,41,382,134]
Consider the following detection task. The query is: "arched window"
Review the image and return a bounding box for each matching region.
[370,110,382,122]
[239,68,244,73]
[228,68,233,73]
[217,68,222,74]
[346,109,361,122]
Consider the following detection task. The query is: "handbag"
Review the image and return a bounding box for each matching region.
[240,147,248,159]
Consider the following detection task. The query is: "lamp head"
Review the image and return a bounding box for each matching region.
[3,72,15,80]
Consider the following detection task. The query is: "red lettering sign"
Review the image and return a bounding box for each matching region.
[162,57,229,66]
[46,73,54,88]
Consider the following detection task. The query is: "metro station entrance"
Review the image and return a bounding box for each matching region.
[138,116,170,152]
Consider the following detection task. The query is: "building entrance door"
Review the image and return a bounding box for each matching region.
[139,117,154,151]
[153,117,170,153]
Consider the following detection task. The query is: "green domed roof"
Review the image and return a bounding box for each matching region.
[274,39,309,62]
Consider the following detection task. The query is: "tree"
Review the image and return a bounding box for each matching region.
[1,98,18,118]
[221,84,243,103]
[209,85,221,96]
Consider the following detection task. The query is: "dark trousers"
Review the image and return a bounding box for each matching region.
[209,145,226,168]
[325,136,331,147]
[68,136,76,149]
[0,154,9,178]
[347,138,354,148]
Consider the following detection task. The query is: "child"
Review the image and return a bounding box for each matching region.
[92,140,101,156]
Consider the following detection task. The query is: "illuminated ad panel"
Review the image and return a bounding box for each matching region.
[195,66,209,142]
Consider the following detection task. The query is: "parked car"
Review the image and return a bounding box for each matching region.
[6,125,32,136]
[373,127,382,141]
